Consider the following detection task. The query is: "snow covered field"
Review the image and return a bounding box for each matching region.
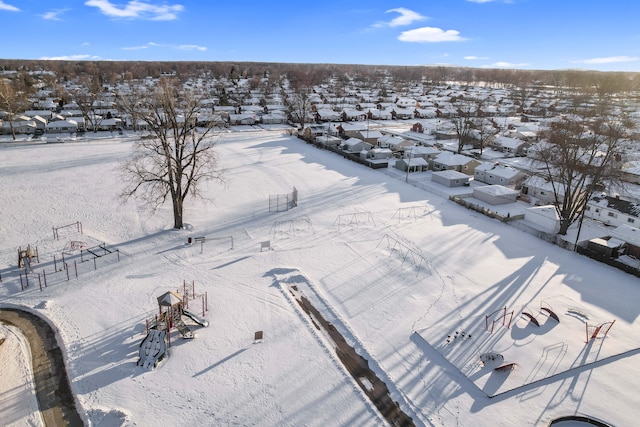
[1,130,639,426]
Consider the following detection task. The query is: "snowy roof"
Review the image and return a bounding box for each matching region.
[432,169,469,180]
[608,224,640,246]
[433,152,476,166]
[474,184,520,196]
[475,162,523,178]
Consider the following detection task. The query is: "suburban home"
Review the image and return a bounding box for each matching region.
[430,152,481,175]
[260,111,286,124]
[473,185,520,205]
[367,108,393,120]
[1,118,36,135]
[414,107,437,119]
[341,137,372,153]
[395,97,417,108]
[315,109,342,122]
[391,107,415,120]
[520,175,565,205]
[362,147,393,161]
[356,102,377,111]
[355,129,383,145]
[46,119,78,133]
[405,145,441,162]
[431,170,471,187]
[474,162,526,188]
[337,122,368,138]
[24,110,53,119]
[98,117,123,131]
[302,124,329,140]
[394,156,429,172]
[508,130,538,142]
[584,194,640,227]
[341,108,367,121]
[229,113,256,125]
[491,136,530,156]
[315,134,343,148]
[621,161,640,184]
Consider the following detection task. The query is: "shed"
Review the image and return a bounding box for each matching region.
[431,170,471,188]
[473,185,519,205]
[523,205,561,233]
[587,237,626,259]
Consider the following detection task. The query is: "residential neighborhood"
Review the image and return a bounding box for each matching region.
[2,62,640,278]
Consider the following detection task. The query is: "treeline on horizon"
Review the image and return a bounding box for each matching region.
[1,59,639,95]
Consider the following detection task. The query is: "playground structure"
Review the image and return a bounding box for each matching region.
[333,211,375,230]
[391,204,431,222]
[139,285,209,369]
[377,234,427,277]
[18,245,39,271]
[52,221,82,240]
[270,215,315,237]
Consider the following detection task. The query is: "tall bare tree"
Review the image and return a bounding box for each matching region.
[0,77,30,140]
[449,96,489,154]
[118,78,223,229]
[533,107,630,235]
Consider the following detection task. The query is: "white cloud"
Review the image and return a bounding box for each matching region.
[373,7,426,28]
[0,1,19,12]
[398,27,465,43]
[483,61,530,68]
[179,44,207,51]
[464,55,488,60]
[575,56,639,64]
[123,41,207,52]
[40,9,69,21]
[85,0,184,20]
[40,54,102,60]
[122,44,149,50]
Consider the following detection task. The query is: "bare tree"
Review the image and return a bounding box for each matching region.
[72,74,104,133]
[118,78,223,229]
[533,107,630,235]
[450,98,480,154]
[0,77,30,140]
[474,117,499,156]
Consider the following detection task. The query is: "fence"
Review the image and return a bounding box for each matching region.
[269,186,298,212]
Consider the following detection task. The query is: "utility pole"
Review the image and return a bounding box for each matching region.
[405,148,413,183]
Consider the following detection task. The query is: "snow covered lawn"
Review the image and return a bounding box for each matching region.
[1,131,638,426]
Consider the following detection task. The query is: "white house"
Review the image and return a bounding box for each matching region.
[474,162,526,188]
[621,161,640,184]
[394,156,429,172]
[584,194,640,227]
[341,137,372,153]
[431,153,481,175]
[520,175,565,205]
[46,119,78,133]
[491,136,530,156]
[362,147,393,161]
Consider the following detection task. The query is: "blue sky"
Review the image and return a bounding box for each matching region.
[1,0,639,72]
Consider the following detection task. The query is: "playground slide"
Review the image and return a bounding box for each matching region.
[137,329,167,369]
[182,309,209,327]
[172,313,194,339]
